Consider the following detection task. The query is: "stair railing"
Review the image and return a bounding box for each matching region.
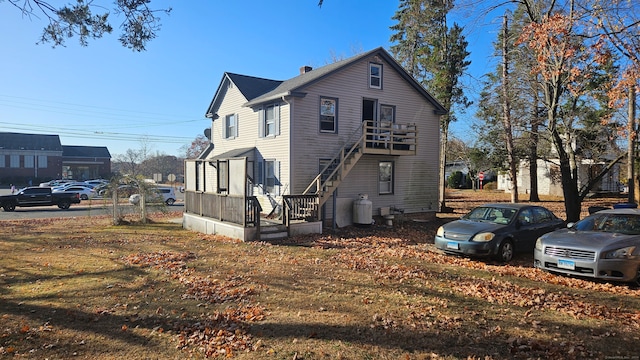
[302,121,367,196]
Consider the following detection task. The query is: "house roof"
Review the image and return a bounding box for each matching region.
[243,47,447,115]
[205,73,282,117]
[227,73,283,101]
[62,145,111,158]
[0,132,62,151]
[210,147,255,160]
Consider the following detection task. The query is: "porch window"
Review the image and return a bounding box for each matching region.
[217,160,228,193]
[369,63,382,89]
[320,97,337,133]
[259,104,280,137]
[264,160,280,195]
[224,114,237,139]
[379,161,393,194]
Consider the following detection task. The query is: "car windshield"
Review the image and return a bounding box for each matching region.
[462,206,517,225]
[573,213,640,235]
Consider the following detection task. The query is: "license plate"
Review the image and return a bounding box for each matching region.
[557,259,575,270]
[446,242,459,250]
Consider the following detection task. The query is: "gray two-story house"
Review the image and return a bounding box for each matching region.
[183,47,446,240]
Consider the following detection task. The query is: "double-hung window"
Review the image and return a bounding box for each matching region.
[224,114,237,139]
[379,161,393,194]
[265,105,277,136]
[260,104,280,137]
[320,97,337,133]
[369,63,382,89]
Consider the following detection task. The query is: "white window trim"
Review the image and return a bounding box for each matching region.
[259,103,280,138]
[369,63,382,89]
[224,114,237,139]
[379,161,394,195]
[319,97,338,133]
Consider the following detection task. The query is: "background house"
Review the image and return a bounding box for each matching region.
[0,132,111,185]
[184,47,446,240]
[497,159,621,196]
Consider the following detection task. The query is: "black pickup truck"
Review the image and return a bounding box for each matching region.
[0,187,81,211]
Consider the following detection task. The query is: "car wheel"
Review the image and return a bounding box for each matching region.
[58,200,71,210]
[496,239,514,262]
[166,198,175,206]
[81,194,88,200]
[631,268,640,288]
[3,203,16,212]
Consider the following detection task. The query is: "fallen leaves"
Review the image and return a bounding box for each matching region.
[123,251,266,358]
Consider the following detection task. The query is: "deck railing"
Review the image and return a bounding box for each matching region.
[184,191,261,228]
[283,194,319,226]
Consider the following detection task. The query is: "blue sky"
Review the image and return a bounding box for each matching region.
[0,1,501,157]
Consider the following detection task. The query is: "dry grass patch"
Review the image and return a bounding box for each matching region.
[1,193,640,359]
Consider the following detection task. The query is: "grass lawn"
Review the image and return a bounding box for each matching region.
[1,191,639,359]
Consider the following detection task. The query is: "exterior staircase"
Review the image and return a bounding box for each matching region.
[259,222,289,241]
[302,126,367,208]
[290,121,416,220]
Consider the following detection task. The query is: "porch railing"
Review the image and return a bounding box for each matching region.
[283,194,319,227]
[184,191,261,228]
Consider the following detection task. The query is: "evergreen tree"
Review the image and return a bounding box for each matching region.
[389,0,471,212]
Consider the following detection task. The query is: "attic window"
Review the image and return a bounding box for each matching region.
[369,63,382,89]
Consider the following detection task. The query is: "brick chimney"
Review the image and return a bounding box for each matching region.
[300,66,313,75]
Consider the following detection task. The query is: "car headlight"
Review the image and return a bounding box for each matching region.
[604,246,636,259]
[472,232,495,242]
[535,238,542,251]
[436,226,444,237]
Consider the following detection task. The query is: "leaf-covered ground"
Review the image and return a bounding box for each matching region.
[1,191,639,359]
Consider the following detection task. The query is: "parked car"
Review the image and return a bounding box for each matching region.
[98,184,138,198]
[39,179,74,187]
[84,179,109,187]
[53,185,97,200]
[435,203,565,262]
[0,187,81,211]
[52,182,94,191]
[128,186,176,206]
[534,208,640,286]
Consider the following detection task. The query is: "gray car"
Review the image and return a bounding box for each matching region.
[534,208,640,285]
[435,203,565,262]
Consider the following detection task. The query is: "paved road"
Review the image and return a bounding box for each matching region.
[0,188,184,220]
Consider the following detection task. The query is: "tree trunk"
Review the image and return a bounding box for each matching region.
[628,86,636,203]
[502,14,519,203]
[528,110,540,202]
[439,122,449,212]
[551,127,582,221]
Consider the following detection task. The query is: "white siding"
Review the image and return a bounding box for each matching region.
[290,55,441,215]
[205,77,291,204]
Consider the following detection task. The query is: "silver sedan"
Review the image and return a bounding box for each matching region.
[534,208,640,285]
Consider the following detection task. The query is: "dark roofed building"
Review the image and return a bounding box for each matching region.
[0,132,111,185]
[0,132,64,183]
[62,146,112,180]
